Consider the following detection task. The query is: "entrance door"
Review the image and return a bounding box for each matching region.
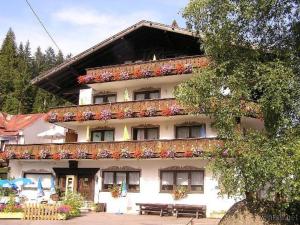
[77,175,94,201]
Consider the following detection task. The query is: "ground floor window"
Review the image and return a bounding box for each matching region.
[102,171,140,192]
[23,173,53,190]
[160,170,204,193]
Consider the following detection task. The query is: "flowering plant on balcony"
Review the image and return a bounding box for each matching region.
[100,109,112,121]
[191,146,204,157]
[183,149,193,158]
[162,104,181,116]
[101,72,113,82]
[53,150,70,160]
[74,149,88,159]
[20,150,32,159]
[47,112,58,123]
[133,68,142,78]
[97,149,111,159]
[117,108,133,119]
[2,151,16,160]
[121,147,131,158]
[112,150,121,159]
[154,67,162,76]
[160,64,173,75]
[133,149,142,159]
[39,149,50,159]
[63,112,74,122]
[175,63,185,74]
[82,111,94,121]
[142,147,155,158]
[173,185,188,200]
[160,148,176,159]
[120,71,130,80]
[139,106,157,117]
[141,69,152,78]
[183,63,193,73]
[77,75,86,84]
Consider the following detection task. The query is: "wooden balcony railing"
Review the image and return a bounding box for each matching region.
[46,98,183,123]
[3,138,223,160]
[46,98,262,123]
[78,55,209,84]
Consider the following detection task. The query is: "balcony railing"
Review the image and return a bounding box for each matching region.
[46,98,262,123]
[3,138,223,160]
[78,55,209,84]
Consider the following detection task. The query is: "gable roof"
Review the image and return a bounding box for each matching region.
[31,20,200,103]
[0,113,45,137]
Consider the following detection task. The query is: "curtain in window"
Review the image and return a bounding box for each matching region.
[149,92,159,99]
[116,172,126,184]
[107,96,116,103]
[103,172,114,184]
[94,96,104,104]
[129,172,139,185]
[200,125,206,137]
[162,172,173,185]
[92,132,102,142]
[176,172,189,185]
[191,171,204,185]
[104,131,114,141]
[136,129,145,140]
[147,128,158,139]
[177,127,189,138]
[135,93,145,100]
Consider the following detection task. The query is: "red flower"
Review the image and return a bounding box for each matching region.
[184,150,193,158]
[94,73,102,82]
[52,153,60,160]
[175,63,184,74]
[133,149,142,159]
[133,69,142,78]
[113,71,120,81]
[112,150,121,160]
[75,113,84,121]
[78,76,86,84]
[160,149,168,158]
[161,108,171,116]
[154,67,162,76]
[116,111,124,119]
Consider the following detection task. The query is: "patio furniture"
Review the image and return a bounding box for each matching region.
[173,204,206,218]
[136,203,172,216]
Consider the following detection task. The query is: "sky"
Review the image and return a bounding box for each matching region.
[0,0,189,56]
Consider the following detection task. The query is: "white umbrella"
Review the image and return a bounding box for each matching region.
[37,126,65,143]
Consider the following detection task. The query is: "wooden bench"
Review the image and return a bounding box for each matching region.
[173,204,206,219]
[136,203,172,216]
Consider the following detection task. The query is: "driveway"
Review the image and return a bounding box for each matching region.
[0,213,220,225]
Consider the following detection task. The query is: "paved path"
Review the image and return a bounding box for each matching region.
[0,213,220,225]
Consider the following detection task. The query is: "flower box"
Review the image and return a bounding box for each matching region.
[0,212,24,219]
[58,213,68,220]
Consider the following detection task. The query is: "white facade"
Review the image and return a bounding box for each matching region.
[9,158,236,217]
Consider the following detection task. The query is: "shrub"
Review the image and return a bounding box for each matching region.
[62,192,83,217]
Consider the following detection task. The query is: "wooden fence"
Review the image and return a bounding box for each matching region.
[23,203,59,220]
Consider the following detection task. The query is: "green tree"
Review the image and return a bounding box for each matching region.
[176,0,300,204]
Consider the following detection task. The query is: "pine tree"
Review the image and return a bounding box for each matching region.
[0,28,19,113]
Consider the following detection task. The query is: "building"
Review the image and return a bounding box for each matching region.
[0,112,65,178]
[5,21,263,217]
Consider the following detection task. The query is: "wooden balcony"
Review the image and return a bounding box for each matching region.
[78,55,209,84]
[46,98,183,123]
[3,138,223,160]
[46,98,262,123]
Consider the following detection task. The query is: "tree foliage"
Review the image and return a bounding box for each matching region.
[176,0,300,203]
[0,28,69,114]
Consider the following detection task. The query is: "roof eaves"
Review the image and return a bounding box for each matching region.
[31,20,197,85]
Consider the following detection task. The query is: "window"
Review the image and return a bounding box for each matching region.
[160,170,204,193]
[102,171,140,192]
[24,173,53,190]
[91,130,114,142]
[0,140,8,152]
[134,90,160,101]
[176,125,206,139]
[133,127,159,140]
[94,94,116,104]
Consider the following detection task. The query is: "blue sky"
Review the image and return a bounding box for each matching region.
[0,0,189,55]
